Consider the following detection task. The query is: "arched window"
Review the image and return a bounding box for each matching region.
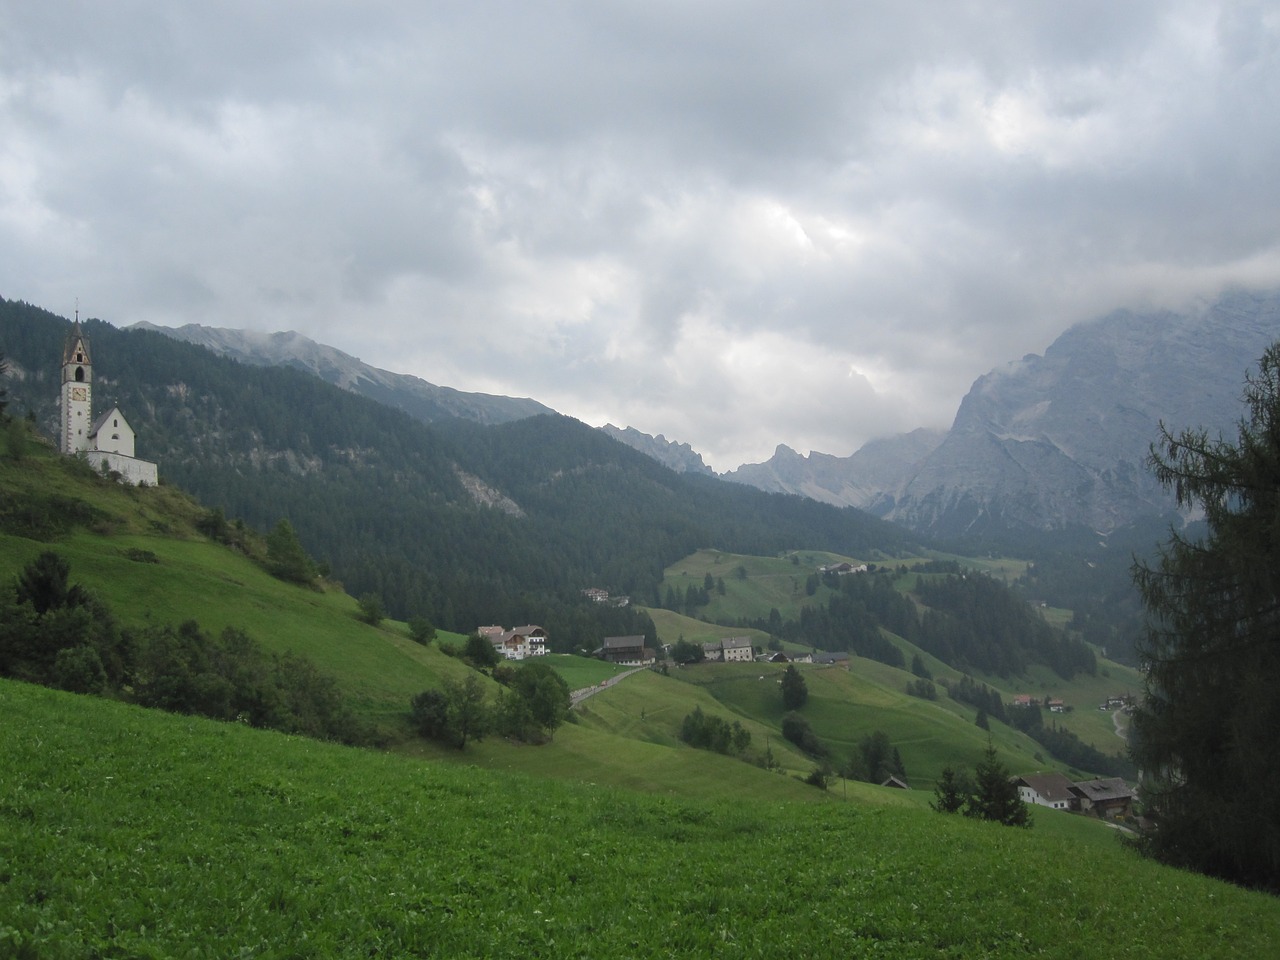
[74,366,85,382]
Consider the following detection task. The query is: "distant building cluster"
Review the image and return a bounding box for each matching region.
[818,562,868,575]
[581,587,629,607]
[477,625,549,661]
[1011,692,1133,714]
[1014,773,1135,820]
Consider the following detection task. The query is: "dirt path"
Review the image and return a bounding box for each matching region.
[1112,707,1130,743]
[570,667,648,708]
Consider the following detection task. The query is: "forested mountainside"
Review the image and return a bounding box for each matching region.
[131,322,554,426]
[0,298,914,641]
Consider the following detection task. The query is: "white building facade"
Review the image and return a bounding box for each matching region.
[59,322,157,485]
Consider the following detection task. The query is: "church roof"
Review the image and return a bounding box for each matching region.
[88,407,129,438]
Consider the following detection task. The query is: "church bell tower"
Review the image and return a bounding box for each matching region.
[61,319,93,454]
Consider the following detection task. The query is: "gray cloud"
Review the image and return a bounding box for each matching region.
[3,1,1278,470]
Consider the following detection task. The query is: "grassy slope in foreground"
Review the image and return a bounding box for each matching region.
[4,681,1277,960]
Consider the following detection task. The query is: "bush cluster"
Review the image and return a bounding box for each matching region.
[679,706,750,756]
[1,551,367,744]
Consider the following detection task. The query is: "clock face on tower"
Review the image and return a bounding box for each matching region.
[71,387,87,402]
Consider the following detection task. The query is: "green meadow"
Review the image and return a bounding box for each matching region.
[4,679,1278,959]
[652,544,1142,767]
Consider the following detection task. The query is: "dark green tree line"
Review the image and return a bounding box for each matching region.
[1130,342,1280,890]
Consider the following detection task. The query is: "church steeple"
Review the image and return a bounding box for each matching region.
[60,317,93,454]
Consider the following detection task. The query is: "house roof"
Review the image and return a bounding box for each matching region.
[720,636,752,650]
[601,635,646,649]
[1072,778,1134,803]
[1014,772,1077,804]
[812,651,850,664]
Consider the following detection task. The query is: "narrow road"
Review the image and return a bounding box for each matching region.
[570,667,648,708]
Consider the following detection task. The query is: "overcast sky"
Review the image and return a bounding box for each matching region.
[3,2,1278,470]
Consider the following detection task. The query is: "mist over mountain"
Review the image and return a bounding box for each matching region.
[726,288,1280,541]
[131,322,554,426]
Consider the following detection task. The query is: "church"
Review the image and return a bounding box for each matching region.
[60,321,158,485]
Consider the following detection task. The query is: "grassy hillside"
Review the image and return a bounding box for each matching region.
[0,443,939,801]
[0,441,1135,800]
[0,441,474,732]
[653,547,1142,767]
[4,679,1277,959]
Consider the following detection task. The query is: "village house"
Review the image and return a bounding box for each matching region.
[1013,773,1137,820]
[596,635,655,666]
[1072,778,1135,820]
[1013,773,1079,811]
[700,637,755,662]
[818,561,869,576]
[478,625,549,661]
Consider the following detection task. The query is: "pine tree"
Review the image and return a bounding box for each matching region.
[1131,342,1280,889]
[780,664,808,710]
[965,741,1030,828]
[265,519,315,584]
[932,765,970,813]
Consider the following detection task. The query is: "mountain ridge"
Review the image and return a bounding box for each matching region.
[723,288,1280,539]
[130,321,555,426]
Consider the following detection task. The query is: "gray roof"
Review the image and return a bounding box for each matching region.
[1072,778,1134,803]
[88,406,128,438]
[601,635,646,649]
[1015,772,1077,804]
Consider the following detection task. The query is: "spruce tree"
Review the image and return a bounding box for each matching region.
[780,664,808,710]
[1131,342,1280,889]
[265,519,315,584]
[932,765,970,813]
[965,741,1030,828]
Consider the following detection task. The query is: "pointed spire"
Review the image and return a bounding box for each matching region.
[63,310,91,366]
